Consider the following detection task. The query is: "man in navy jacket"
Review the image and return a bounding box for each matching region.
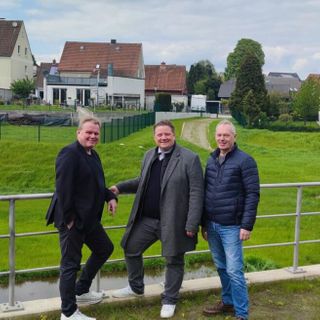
[46,115,117,320]
[202,120,260,320]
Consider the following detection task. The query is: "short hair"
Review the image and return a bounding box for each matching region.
[78,115,101,130]
[215,119,236,135]
[153,120,175,134]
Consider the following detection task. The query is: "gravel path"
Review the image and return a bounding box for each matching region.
[180,118,213,151]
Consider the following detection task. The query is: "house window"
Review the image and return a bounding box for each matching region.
[53,88,67,105]
[25,47,27,55]
[25,66,27,75]
[76,89,91,106]
[18,45,20,54]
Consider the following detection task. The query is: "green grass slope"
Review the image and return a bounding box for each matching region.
[0,118,319,272]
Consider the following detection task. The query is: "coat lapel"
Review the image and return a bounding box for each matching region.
[161,146,180,194]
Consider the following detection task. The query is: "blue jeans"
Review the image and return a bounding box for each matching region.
[207,221,248,319]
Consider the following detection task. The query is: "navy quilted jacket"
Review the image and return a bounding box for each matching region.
[203,144,260,231]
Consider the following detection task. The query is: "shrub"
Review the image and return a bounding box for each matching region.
[278,113,293,123]
[154,93,172,111]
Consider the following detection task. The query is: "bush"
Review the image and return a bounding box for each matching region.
[173,102,184,112]
[154,93,172,111]
[278,113,293,123]
[268,120,320,132]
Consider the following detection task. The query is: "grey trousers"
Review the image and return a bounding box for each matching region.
[124,217,185,305]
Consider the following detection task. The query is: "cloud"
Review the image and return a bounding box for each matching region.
[312,52,320,60]
[5,0,320,79]
[292,58,308,71]
[263,46,290,64]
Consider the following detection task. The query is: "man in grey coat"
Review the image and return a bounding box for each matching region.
[111,120,204,318]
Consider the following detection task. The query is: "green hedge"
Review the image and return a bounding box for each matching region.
[268,121,320,132]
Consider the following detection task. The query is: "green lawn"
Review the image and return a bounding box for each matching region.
[0,118,319,273]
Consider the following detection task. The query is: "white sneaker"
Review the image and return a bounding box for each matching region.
[61,309,96,319]
[76,291,103,305]
[160,304,176,318]
[111,285,144,298]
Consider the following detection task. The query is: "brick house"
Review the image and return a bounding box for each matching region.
[145,62,187,110]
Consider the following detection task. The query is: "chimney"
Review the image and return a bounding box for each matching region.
[111,39,117,44]
[160,62,166,70]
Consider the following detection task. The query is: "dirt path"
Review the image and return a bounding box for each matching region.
[180,118,213,151]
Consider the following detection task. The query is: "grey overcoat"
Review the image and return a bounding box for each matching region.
[117,144,204,256]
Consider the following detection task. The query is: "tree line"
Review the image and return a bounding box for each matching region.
[187,38,320,128]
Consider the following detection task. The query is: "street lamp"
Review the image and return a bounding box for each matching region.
[95,64,100,111]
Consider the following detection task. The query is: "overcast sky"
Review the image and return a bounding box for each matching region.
[2,0,320,79]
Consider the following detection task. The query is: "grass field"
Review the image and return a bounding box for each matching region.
[0,118,319,273]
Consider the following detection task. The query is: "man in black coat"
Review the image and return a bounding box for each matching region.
[46,115,117,320]
[202,120,260,320]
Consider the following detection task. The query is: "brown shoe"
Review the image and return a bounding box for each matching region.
[203,301,234,316]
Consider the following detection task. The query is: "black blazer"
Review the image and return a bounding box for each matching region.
[46,141,116,231]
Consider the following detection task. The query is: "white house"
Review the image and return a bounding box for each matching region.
[0,19,34,101]
[43,40,145,109]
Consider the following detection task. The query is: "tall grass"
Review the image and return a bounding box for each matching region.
[0,118,319,272]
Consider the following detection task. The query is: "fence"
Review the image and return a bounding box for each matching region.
[0,112,155,143]
[0,182,320,313]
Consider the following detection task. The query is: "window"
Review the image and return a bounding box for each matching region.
[18,45,20,54]
[25,47,27,55]
[53,88,67,105]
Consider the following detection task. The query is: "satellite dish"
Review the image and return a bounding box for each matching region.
[12,21,18,27]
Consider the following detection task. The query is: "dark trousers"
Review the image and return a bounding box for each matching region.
[58,222,114,316]
[125,217,185,305]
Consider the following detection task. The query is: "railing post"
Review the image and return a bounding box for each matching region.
[287,186,305,274]
[0,199,24,312]
[37,124,41,142]
[95,270,101,293]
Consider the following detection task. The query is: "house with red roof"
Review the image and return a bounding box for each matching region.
[43,39,145,108]
[0,19,34,101]
[145,62,187,110]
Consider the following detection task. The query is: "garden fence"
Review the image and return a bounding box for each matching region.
[0,112,155,143]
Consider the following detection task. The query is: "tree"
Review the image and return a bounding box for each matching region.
[187,60,222,99]
[229,53,269,127]
[293,77,320,124]
[10,77,35,99]
[242,90,262,127]
[224,38,265,80]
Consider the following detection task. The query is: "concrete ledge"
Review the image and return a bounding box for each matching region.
[1,264,319,319]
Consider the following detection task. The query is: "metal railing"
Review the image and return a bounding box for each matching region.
[0,182,319,313]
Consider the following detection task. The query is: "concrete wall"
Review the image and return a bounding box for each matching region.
[155,112,225,123]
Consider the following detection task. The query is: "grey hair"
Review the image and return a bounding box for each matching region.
[215,119,236,135]
[78,115,101,129]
